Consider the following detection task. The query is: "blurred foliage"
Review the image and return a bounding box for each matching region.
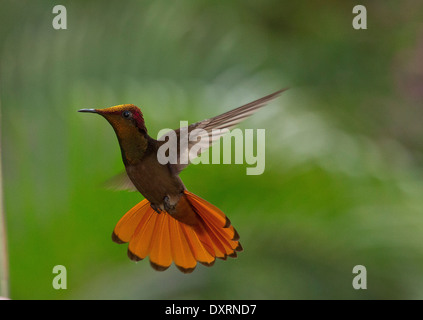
[1,0,423,299]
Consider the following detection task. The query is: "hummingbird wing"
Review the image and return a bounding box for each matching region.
[161,88,287,175]
[104,171,138,192]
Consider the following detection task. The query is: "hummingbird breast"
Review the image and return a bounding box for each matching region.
[125,149,186,210]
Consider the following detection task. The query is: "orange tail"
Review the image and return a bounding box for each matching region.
[112,190,242,273]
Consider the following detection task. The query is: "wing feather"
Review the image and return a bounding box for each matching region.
[161,89,287,175]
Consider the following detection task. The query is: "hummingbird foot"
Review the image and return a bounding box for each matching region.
[163,196,176,214]
[150,203,162,214]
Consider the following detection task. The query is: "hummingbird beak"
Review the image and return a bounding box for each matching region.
[78,109,98,114]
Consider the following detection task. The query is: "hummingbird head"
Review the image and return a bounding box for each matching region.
[78,104,147,134]
[79,104,149,164]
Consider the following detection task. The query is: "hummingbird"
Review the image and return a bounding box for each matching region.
[78,89,286,273]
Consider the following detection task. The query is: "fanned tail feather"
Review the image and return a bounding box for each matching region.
[112,190,242,273]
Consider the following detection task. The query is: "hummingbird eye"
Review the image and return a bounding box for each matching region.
[122,110,132,119]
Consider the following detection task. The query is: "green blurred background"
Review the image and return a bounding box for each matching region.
[1,0,423,299]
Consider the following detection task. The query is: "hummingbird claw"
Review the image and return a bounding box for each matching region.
[163,196,176,213]
[150,203,162,214]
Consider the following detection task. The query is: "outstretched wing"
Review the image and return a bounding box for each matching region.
[160,88,287,175]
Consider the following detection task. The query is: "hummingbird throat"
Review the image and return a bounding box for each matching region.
[115,127,149,165]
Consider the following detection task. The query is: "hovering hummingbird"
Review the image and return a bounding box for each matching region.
[79,89,286,273]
